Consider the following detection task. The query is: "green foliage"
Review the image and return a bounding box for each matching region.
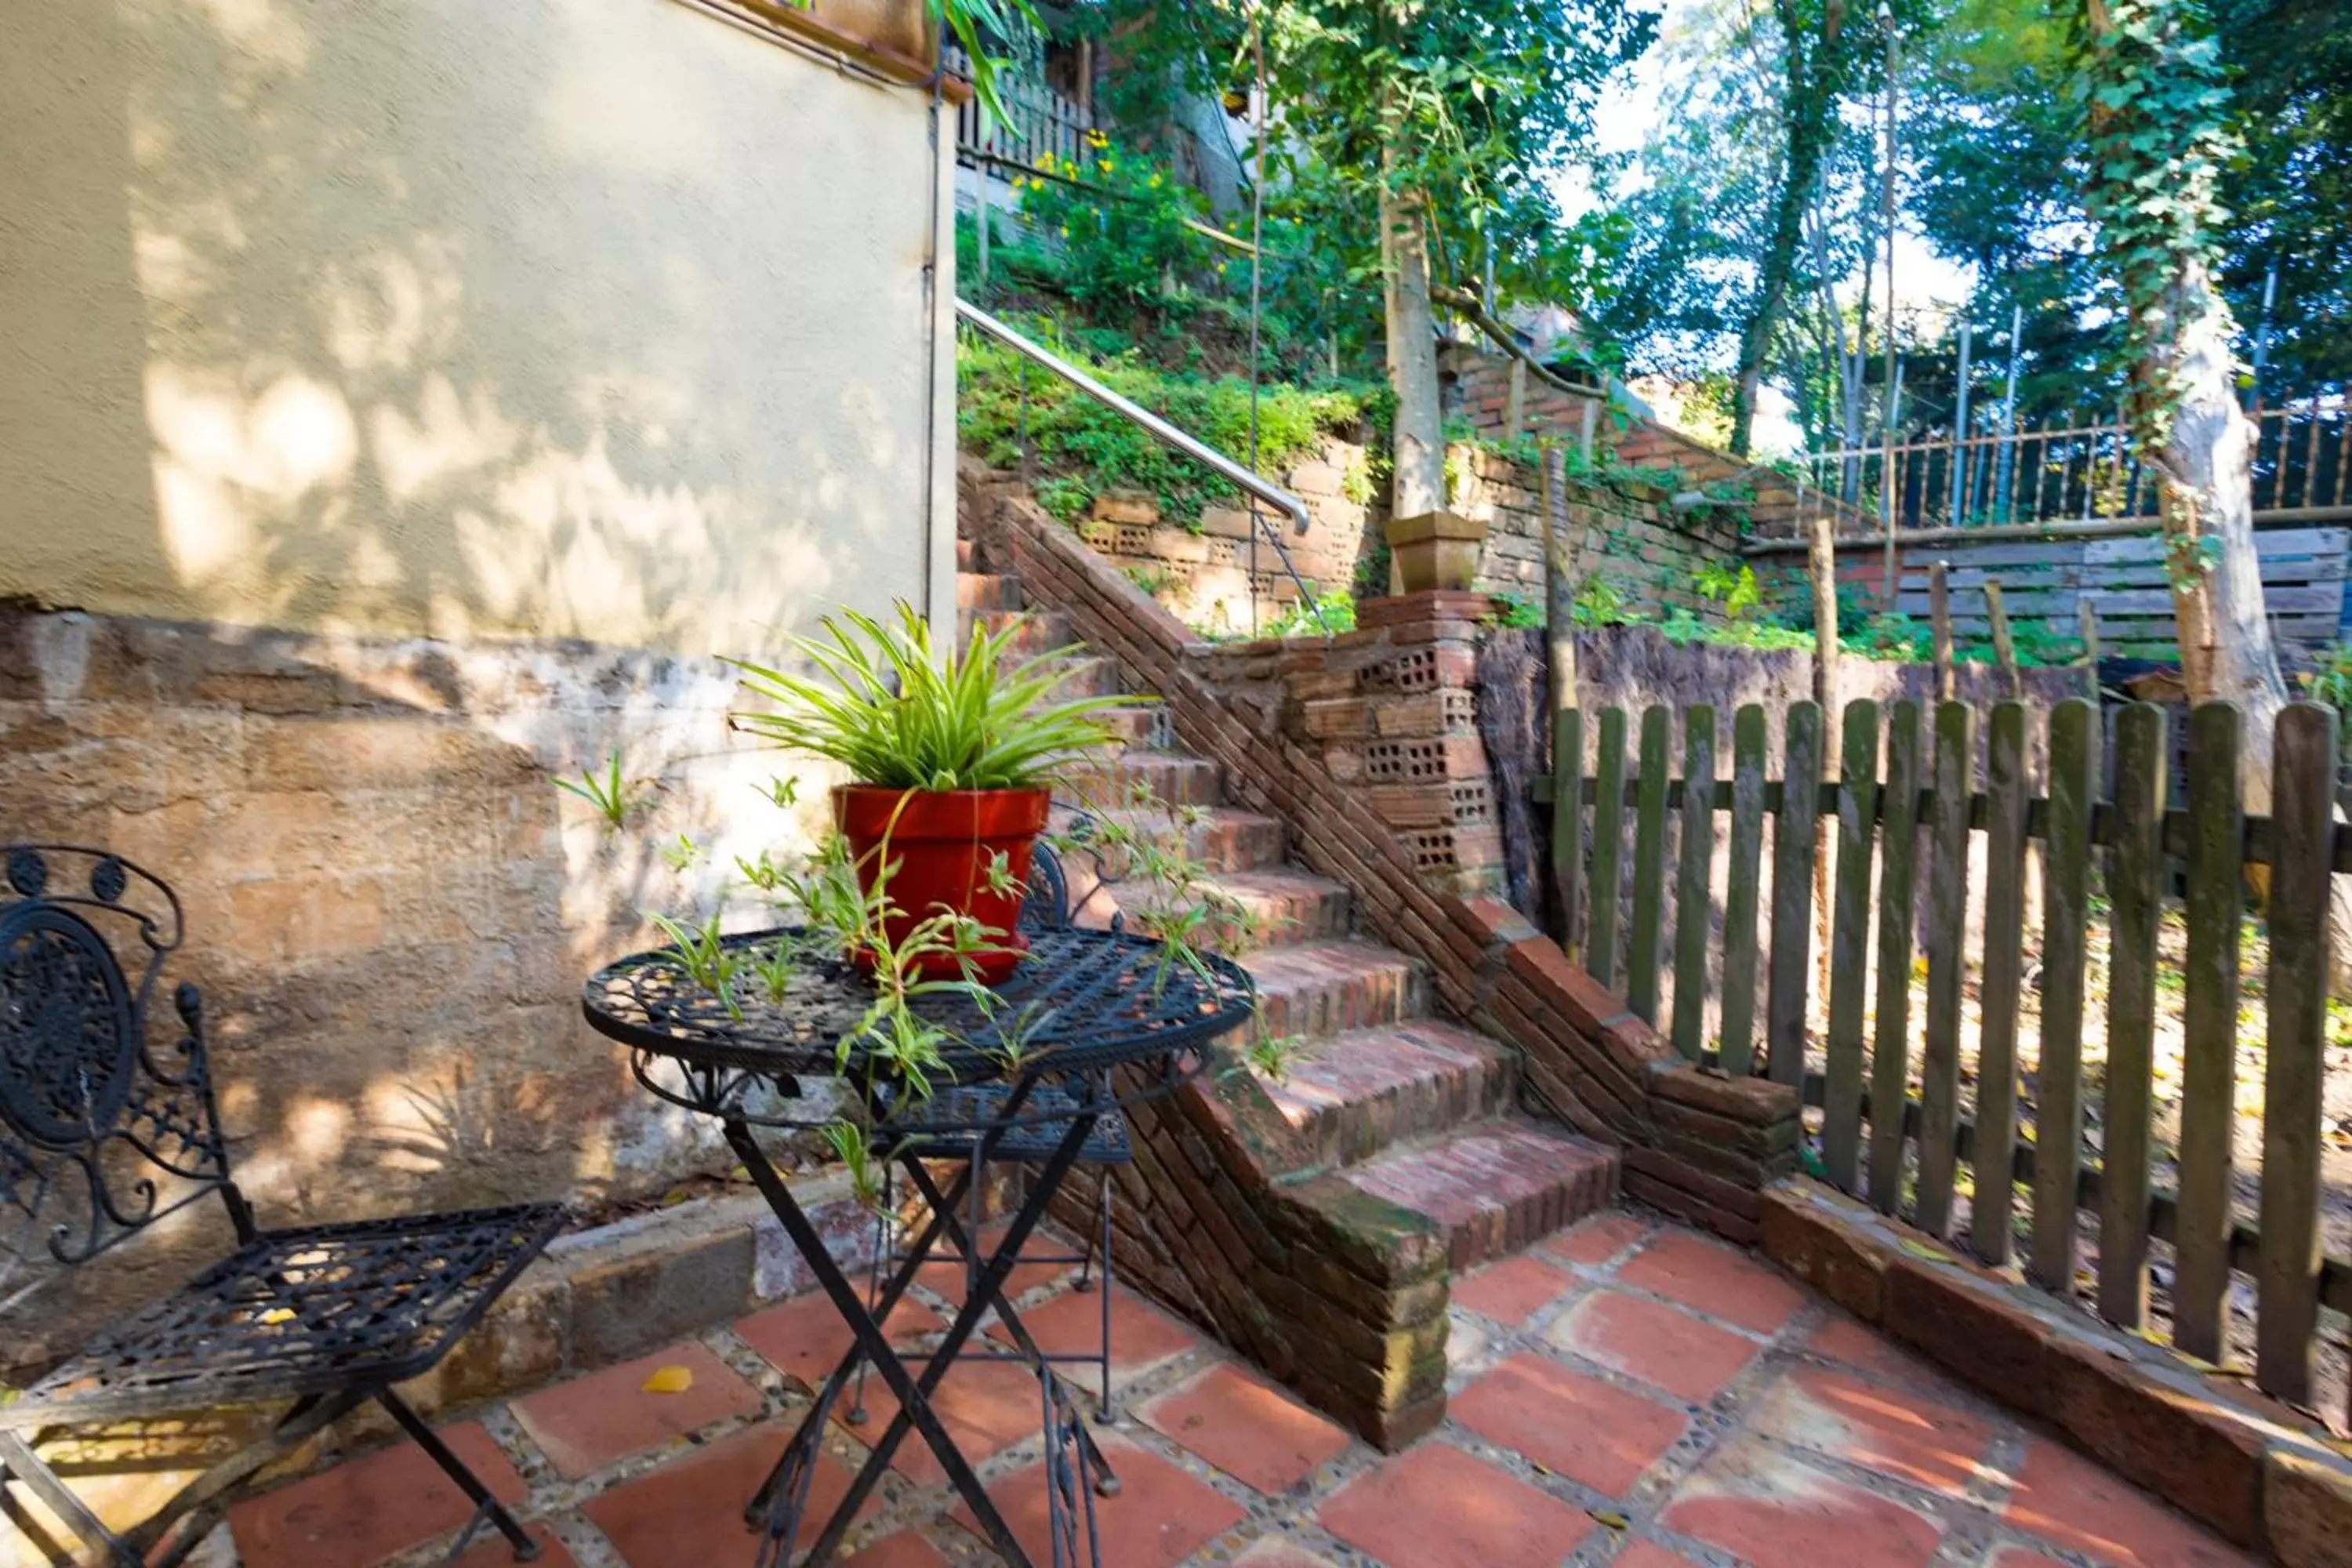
[1572,575,1639,628]
[1263,588,1357,639]
[1773,575,1878,640]
[554,750,651,829]
[728,603,1128,791]
[1483,593,1545,631]
[958,331,1374,526]
[1013,137,1210,314]
[1694,561,1765,622]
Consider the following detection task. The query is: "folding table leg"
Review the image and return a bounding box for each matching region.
[378,1388,541,1563]
[727,1120,1036,1568]
[898,1158,1118,1493]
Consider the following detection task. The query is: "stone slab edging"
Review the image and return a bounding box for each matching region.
[1762,1175,2352,1566]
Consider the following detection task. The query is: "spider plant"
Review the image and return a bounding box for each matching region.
[727,602,1133,791]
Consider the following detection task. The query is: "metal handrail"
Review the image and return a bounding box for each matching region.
[953,299,1334,636]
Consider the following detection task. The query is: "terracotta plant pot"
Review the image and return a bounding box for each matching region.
[832,783,1052,983]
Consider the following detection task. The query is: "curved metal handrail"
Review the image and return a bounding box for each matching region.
[954,298,1333,635]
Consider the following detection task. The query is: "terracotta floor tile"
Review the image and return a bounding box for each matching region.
[2002,1439,2258,1567]
[1451,1253,1578,1326]
[1617,1232,1806,1334]
[986,1283,1200,1384]
[1137,1364,1352,1495]
[1748,1365,1992,1499]
[583,1424,875,1567]
[1544,1212,1651,1266]
[1320,1443,1592,1568]
[735,1290,946,1393]
[833,1355,1047,1486]
[1451,1353,1687,1497]
[511,1342,761,1479]
[845,1529,951,1566]
[950,1436,1244,1568]
[1806,1314,1950,1386]
[230,1422,527,1568]
[1544,1289,1761,1404]
[1986,1548,2074,1568]
[1663,1438,1945,1568]
[452,1522,575,1566]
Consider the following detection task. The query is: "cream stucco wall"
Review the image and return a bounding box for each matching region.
[1,0,955,659]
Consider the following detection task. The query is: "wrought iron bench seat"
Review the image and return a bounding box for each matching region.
[0,845,562,1567]
[4,1203,564,1428]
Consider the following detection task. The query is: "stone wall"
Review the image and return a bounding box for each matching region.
[1065,435,1379,636]
[1056,435,1749,635]
[0,605,832,1355]
[1450,448,1745,622]
[966,463,1803,1444]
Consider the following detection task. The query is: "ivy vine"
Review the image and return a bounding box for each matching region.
[2072,0,2239,465]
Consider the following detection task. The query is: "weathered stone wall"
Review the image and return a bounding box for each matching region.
[0,605,833,1354]
[967,462,1802,1445]
[1066,435,1380,635]
[1450,448,1745,620]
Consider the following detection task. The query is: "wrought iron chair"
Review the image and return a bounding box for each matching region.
[0,845,566,1567]
[855,840,1131,1433]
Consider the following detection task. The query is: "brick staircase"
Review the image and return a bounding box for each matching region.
[956,539,1617,1278]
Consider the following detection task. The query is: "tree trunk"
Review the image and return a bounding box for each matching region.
[1730,0,1850,456]
[1381,169,1446,521]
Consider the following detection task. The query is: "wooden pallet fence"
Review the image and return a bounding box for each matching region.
[1544,696,2350,1414]
[1885,528,2350,660]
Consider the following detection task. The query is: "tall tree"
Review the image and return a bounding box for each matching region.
[2074,0,2285,726]
[1727,0,1871,454]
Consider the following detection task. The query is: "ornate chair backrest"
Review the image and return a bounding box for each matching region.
[0,845,234,1278]
[1019,841,1073,934]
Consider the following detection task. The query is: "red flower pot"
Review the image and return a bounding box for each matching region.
[831,784,1052,983]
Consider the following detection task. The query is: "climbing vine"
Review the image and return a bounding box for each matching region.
[2071,0,2238,462]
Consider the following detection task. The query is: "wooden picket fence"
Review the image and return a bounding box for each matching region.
[1545,695,2349,1414]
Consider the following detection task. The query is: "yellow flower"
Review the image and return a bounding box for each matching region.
[1100,159,1116,173]
[1148,173,1163,187]
[1059,226,1070,239]
[1085,128,1109,149]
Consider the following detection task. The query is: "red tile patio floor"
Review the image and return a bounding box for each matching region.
[197,1208,2254,1568]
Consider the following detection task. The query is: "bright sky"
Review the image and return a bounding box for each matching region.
[1573,0,1980,457]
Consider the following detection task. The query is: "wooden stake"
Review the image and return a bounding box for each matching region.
[2079,599,2102,701]
[1984,579,2022,701]
[1810,496,1840,1007]
[1929,561,1955,702]
[1543,447,1577,714]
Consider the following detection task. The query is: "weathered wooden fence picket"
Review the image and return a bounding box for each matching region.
[1546,695,2349,1415]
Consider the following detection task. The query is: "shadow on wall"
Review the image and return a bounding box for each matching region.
[5,0,941,658]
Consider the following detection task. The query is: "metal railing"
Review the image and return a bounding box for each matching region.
[954,299,1333,634]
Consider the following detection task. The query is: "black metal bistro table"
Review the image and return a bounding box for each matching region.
[581,926,1254,1568]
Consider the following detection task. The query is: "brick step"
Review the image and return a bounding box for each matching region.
[1040,654,1125,700]
[1119,866,1353,953]
[1239,940,1428,1040]
[1095,705,1171,747]
[957,608,1075,659]
[1260,1020,1518,1170]
[1052,804,1287,877]
[1338,1117,1618,1272]
[956,572,1022,611]
[1062,750,1221,809]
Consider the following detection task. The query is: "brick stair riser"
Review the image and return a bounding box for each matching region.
[1064,753,1221,808]
[956,608,1073,659]
[1058,811,1287,877]
[955,573,1022,611]
[1243,962,1427,1041]
[1116,881,1352,955]
[1041,656,1126,700]
[1435,1152,1614,1271]
[1285,1049,1520,1171]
